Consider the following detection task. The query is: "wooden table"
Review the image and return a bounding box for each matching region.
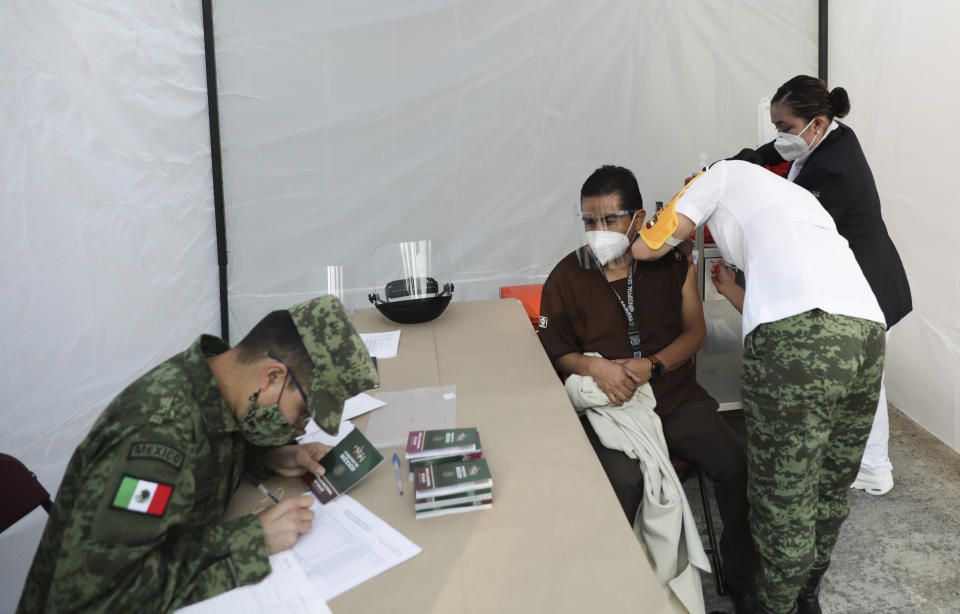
[227,299,670,614]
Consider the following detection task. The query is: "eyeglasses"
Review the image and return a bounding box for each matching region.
[579,209,638,228]
[267,351,310,413]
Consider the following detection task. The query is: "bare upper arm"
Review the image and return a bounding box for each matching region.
[679,263,706,341]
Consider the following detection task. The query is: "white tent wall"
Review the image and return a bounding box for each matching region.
[0,0,826,609]
[213,0,818,337]
[0,1,219,609]
[830,1,960,452]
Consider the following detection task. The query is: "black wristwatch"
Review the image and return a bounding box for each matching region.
[648,355,665,380]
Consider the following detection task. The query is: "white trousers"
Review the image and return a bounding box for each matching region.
[860,332,892,476]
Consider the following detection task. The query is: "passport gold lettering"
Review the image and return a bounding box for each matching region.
[340,452,359,471]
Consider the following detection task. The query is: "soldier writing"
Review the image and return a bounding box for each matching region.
[17,296,377,613]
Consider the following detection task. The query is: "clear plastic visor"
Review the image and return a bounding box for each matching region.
[367,239,454,323]
[574,202,642,270]
[579,209,638,232]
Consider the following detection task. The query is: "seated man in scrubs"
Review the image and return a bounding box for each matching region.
[537,165,759,614]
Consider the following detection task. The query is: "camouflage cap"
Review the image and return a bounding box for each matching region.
[288,296,379,435]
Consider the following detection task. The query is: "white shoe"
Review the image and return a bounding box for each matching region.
[851,471,894,495]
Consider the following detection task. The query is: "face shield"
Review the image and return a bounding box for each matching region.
[367,239,455,324]
[575,200,642,270]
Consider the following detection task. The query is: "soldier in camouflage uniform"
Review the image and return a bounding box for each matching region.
[633,157,887,614]
[740,310,884,613]
[17,296,377,613]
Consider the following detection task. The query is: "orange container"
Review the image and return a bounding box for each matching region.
[499,284,544,330]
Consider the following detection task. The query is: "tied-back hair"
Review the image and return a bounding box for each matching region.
[726,148,763,165]
[581,165,643,212]
[772,75,851,122]
[706,148,762,169]
[235,310,313,389]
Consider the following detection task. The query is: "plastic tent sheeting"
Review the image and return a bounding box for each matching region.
[213,0,818,338]
[0,0,821,608]
[831,1,960,451]
[0,1,219,608]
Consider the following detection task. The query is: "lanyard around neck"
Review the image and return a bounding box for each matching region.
[591,251,644,358]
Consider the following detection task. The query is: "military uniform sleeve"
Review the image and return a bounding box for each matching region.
[242,443,277,481]
[42,430,271,613]
[183,513,271,604]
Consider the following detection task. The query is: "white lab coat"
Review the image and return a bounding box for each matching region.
[565,363,710,614]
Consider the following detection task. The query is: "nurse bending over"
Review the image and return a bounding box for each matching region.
[632,156,886,614]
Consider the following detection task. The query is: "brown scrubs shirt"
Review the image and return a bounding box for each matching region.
[538,246,713,416]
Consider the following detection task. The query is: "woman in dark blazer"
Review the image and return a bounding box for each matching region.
[754,74,911,614]
[758,77,911,329]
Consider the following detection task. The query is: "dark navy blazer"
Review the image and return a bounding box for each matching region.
[757,123,912,328]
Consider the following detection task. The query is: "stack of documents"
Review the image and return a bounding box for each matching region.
[359,330,401,358]
[176,495,421,612]
[292,495,422,599]
[413,458,493,519]
[174,551,330,614]
[405,427,483,479]
[298,392,386,446]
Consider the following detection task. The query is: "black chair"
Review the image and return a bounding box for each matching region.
[0,454,53,533]
[670,453,726,595]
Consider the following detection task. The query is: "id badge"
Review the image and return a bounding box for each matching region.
[629,331,643,358]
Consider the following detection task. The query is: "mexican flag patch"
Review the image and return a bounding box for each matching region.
[112,475,173,516]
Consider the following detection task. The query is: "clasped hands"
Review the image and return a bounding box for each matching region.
[590,356,653,406]
[259,442,332,554]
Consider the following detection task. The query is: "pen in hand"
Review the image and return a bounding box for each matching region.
[392,453,404,496]
[245,472,280,504]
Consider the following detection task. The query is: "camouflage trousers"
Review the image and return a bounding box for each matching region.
[741,309,885,614]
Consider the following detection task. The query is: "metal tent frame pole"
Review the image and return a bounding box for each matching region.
[819,0,829,85]
[201,0,230,343]
[197,1,831,344]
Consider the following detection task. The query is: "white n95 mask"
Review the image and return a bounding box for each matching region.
[585,230,630,266]
[773,118,816,161]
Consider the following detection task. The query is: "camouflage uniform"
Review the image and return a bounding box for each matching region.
[742,309,885,613]
[16,335,273,613]
[17,296,377,613]
[288,296,379,436]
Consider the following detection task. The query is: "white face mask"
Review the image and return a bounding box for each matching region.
[773,118,817,161]
[586,230,631,266]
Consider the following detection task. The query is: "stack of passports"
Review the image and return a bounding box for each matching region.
[405,427,483,479]
[412,457,493,518]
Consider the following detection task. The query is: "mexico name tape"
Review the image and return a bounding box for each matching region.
[127,441,185,469]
